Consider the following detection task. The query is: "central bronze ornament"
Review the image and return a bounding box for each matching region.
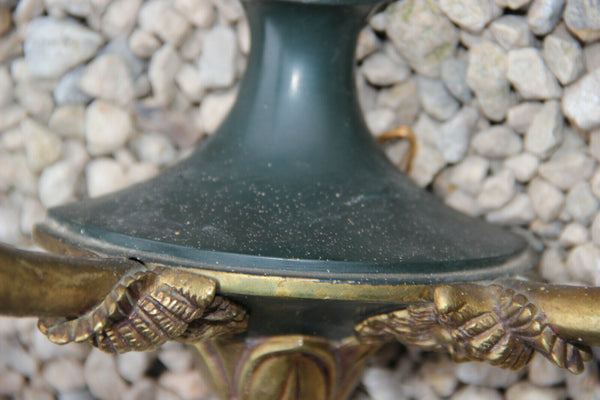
[1,1,599,399]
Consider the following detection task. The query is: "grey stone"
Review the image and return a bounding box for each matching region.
[198,25,238,90]
[24,17,103,78]
[417,77,459,121]
[53,66,92,105]
[437,106,479,163]
[466,41,511,121]
[490,15,534,50]
[362,52,410,87]
[439,0,501,32]
[138,0,191,45]
[539,150,595,190]
[79,54,135,105]
[440,57,472,104]
[477,170,516,210]
[85,100,133,156]
[562,68,600,130]
[542,32,584,85]
[504,153,539,182]
[524,101,564,158]
[472,125,522,158]
[564,0,600,42]
[527,0,566,35]
[565,182,599,224]
[507,48,562,100]
[385,0,459,78]
[507,102,543,134]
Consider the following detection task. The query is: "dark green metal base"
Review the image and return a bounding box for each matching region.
[36,0,535,337]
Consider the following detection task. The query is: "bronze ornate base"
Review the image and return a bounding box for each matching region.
[194,336,380,400]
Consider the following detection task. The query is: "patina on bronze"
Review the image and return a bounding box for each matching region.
[1,1,600,399]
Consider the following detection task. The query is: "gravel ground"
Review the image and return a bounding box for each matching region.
[1,0,600,399]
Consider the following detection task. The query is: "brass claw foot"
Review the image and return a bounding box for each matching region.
[356,279,598,374]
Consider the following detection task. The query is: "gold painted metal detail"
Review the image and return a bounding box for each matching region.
[195,336,380,400]
[38,267,248,353]
[377,125,417,173]
[356,280,595,374]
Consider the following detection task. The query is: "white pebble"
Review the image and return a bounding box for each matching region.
[592,212,600,246]
[128,29,161,59]
[24,17,103,78]
[157,343,194,373]
[565,182,599,224]
[148,44,182,106]
[0,65,13,108]
[448,155,490,195]
[584,41,600,72]
[507,48,562,100]
[564,0,600,42]
[362,52,410,87]
[539,150,595,190]
[450,385,502,400]
[472,125,522,158]
[524,100,564,159]
[504,153,539,182]
[53,66,92,105]
[14,83,54,121]
[101,0,141,39]
[175,63,204,103]
[38,160,79,207]
[529,177,565,222]
[363,367,408,400]
[437,106,479,163]
[376,79,421,125]
[562,68,600,130]
[539,245,570,283]
[486,193,536,225]
[446,189,483,217]
[456,362,520,388]
[19,197,45,235]
[117,352,151,383]
[22,118,62,172]
[198,25,238,90]
[366,108,397,135]
[42,358,86,393]
[490,15,534,50]
[566,363,600,400]
[174,0,215,28]
[505,381,566,400]
[527,0,565,35]
[0,369,25,397]
[543,31,585,85]
[79,54,135,106]
[198,88,237,134]
[385,0,459,78]
[566,242,600,284]
[507,102,543,134]
[158,371,211,400]
[417,76,460,121]
[439,0,501,32]
[477,170,516,210]
[409,144,447,187]
[84,351,128,400]
[466,41,510,121]
[440,57,472,104]
[559,222,590,246]
[85,100,133,156]
[48,105,86,138]
[138,0,191,45]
